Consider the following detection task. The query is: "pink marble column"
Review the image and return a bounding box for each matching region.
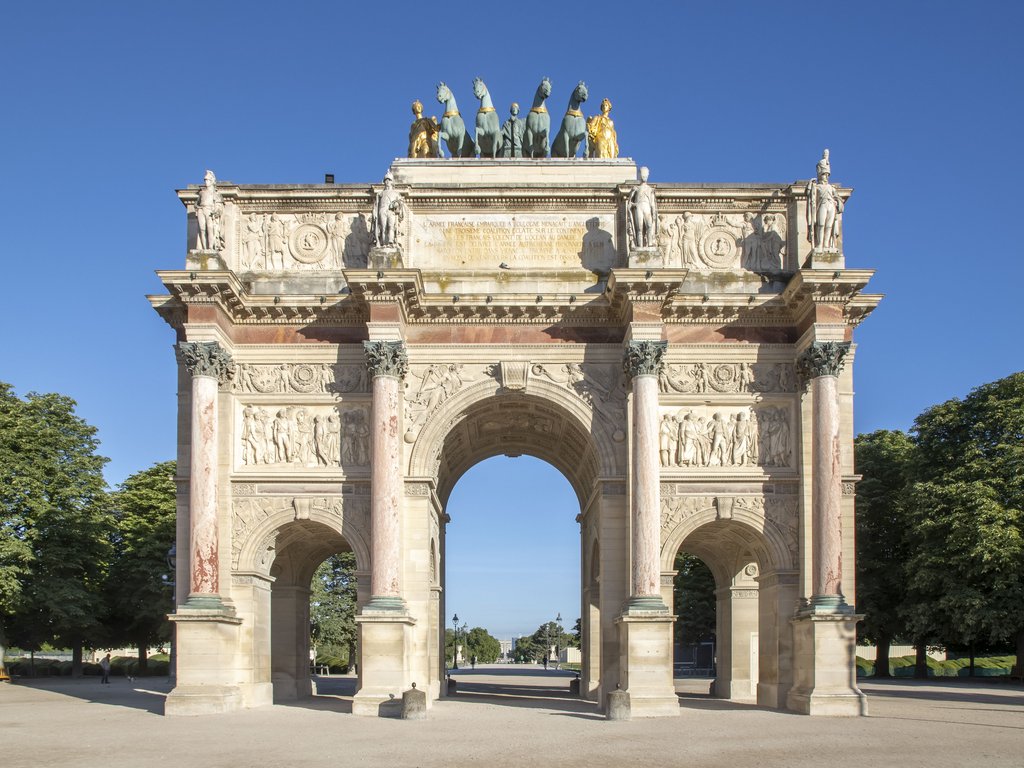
[798,341,851,613]
[178,341,234,608]
[624,340,668,611]
[363,340,408,612]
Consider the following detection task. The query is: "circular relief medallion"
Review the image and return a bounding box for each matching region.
[698,227,740,269]
[707,364,741,393]
[289,223,329,264]
[289,363,321,393]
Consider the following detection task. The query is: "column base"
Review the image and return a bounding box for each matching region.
[353,611,416,717]
[165,684,242,715]
[364,595,407,612]
[616,612,679,718]
[165,608,243,716]
[183,593,230,611]
[787,612,867,716]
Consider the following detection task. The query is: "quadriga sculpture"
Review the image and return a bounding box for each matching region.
[436,82,474,157]
[523,77,552,158]
[551,80,589,158]
[472,78,502,158]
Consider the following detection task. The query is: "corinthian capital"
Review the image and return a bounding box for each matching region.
[797,341,850,380]
[363,340,409,379]
[178,341,235,382]
[623,340,667,379]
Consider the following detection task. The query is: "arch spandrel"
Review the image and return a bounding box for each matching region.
[407,374,623,507]
[659,495,796,575]
[233,495,371,579]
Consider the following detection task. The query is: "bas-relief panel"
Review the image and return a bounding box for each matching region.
[408,213,618,271]
[658,212,787,272]
[236,403,369,471]
[235,212,371,272]
[658,403,794,469]
[230,495,369,569]
[660,362,796,395]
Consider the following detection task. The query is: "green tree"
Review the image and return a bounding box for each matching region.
[530,620,571,661]
[105,461,177,671]
[569,617,581,649]
[673,552,716,646]
[854,430,916,677]
[905,373,1024,670]
[464,626,501,664]
[4,389,112,676]
[310,552,357,666]
[512,634,540,663]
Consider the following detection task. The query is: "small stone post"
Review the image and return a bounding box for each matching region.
[606,684,631,721]
[402,682,427,720]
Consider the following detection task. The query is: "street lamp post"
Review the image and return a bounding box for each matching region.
[452,613,460,670]
[554,612,562,666]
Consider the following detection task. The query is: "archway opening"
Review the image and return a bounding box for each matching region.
[443,455,586,707]
[267,519,358,706]
[673,551,717,681]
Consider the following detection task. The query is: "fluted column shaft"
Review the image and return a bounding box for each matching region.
[624,340,668,611]
[799,341,851,612]
[363,341,408,611]
[178,341,234,606]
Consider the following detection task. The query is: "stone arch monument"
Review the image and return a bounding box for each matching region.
[152,150,879,717]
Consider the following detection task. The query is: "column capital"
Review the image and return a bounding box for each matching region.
[178,341,234,382]
[623,340,667,380]
[363,340,409,379]
[797,341,850,380]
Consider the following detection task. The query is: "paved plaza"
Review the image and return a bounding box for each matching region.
[3,666,1022,767]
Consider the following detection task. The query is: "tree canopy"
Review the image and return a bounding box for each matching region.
[310,552,358,663]
[673,552,716,646]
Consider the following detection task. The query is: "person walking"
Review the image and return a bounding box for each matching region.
[99,653,111,684]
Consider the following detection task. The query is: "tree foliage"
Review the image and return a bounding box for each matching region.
[673,552,716,645]
[1,387,112,673]
[464,626,501,663]
[104,461,177,668]
[309,552,357,661]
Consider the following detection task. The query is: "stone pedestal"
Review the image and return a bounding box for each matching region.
[369,246,404,270]
[164,610,243,715]
[352,612,416,717]
[185,249,227,271]
[787,613,867,716]
[615,613,679,718]
[627,247,665,269]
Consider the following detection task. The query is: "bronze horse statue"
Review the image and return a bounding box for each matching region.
[523,77,552,158]
[551,81,589,158]
[472,77,502,158]
[436,81,474,157]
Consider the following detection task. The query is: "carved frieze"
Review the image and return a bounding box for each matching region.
[531,362,627,442]
[403,363,480,442]
[659,362,796,394]
[658,211,787,272]
[658,404,793,469]
[238,404,369,470]
[233,362,368,394]
[238,212,371,272]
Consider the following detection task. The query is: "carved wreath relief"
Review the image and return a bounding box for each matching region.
[658,405,792,468]
[660,362,795,394]
[658,212,787,272]
[233,362,368,394]
[238,404,369,469]
[237,212,372,272]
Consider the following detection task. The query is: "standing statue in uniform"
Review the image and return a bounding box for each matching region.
[806,149,844,251]
[372,172,404,248]
[408,100,439,158]
[586,98,619,158]
[498,103,525,158]
[196,169,224,251]
[627,166,658,249]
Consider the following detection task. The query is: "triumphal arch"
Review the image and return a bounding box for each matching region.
[151,94,879,717]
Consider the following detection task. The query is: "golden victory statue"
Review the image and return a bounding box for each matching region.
[587,97,619,158]
[408,99,440,158]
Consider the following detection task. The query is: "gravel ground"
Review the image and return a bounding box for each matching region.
[3,665,1023,768]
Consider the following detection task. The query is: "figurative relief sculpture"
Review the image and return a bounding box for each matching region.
[195,170,224,251]
[627,166,658,250]
[586,98,618,158]
[240,405,369,469]
[806,149,843,252]
[658,407,792,469]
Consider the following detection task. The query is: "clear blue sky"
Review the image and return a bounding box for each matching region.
[2,3,1021,638]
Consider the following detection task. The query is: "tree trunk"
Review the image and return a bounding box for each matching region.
[875,635,892,678]
[0,622,8,675]
[137,643,148,673]
[348,639,357,675]
[72,643,83,678]
[969,641,975,677]
[914,643,928,679]
[1015,628,1024,683]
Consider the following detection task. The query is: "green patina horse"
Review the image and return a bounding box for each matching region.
[472,78,502,158]
[551,81,589,158]
[523,77,552,158]
[436,82,474,158]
